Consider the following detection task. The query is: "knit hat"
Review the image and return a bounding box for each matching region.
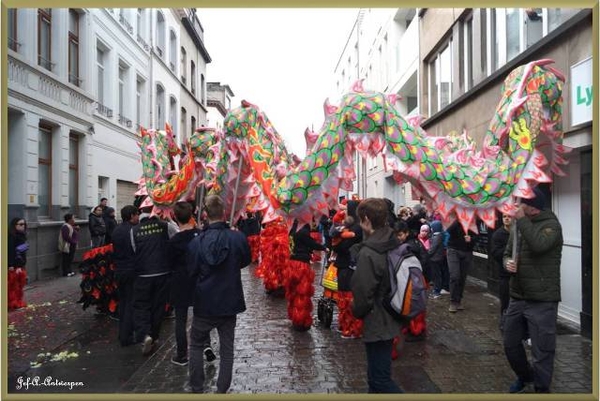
[521,187,546,210]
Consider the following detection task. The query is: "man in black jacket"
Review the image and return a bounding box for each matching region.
[167,202,215,366]
[111,205,139,346]
[187,195,251,393]
[446,220,476,312]
[132,207,172,355]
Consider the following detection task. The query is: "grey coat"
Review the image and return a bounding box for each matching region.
[351,226,402,343]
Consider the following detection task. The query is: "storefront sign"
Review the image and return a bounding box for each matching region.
[570,57,593,126]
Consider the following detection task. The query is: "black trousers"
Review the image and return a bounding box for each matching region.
[61,248,76,276]
[499,275,511,315]
[116,270,136,346]
[503,299,558,392]
[133,274,170,342]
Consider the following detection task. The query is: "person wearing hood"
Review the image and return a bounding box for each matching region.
[89,205,107,248]
[167,202,215,367]
[427,220,446,299]
[131,206,172,356]
[103,207,118,245]
[187,195,251,394]
[351,198,404,393]
[502,187,563,394]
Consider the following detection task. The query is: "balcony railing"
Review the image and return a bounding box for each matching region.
[137,35,150,51]
[8,37,21,52]
[38,55,55,72]
[68,73,82,87]
[118,114,133,127]
[97,103,113,118]
[119,14,133,34]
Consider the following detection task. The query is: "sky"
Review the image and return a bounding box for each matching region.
[199,8,359,158]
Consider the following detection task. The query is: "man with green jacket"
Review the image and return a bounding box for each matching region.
[502,187,563,394]
[351,198,404,393]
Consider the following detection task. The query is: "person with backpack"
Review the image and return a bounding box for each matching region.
[391,221,428,345]
[350,198,404,393]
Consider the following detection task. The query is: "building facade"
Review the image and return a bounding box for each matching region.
[206,82,234,128]
[6,8,211,281]
[333,8,420,209]
[418,8,592,336]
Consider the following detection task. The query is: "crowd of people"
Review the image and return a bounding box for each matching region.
[6,187,563,394]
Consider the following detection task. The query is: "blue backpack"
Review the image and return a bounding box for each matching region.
[384,243,428,322]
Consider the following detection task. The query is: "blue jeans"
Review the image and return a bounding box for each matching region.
[364,339,404,393]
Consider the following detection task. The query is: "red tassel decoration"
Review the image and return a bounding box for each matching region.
[337,291,363,338]
[408,311,427,336]
[247,234,260,263]
[258,222,290,292]
[285,260,314,330]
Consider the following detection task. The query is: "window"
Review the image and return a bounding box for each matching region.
[96,46,105,104]
[429,61,437,115]
[8,9,18,51]
[505,8,521,62]
[525,8,543,48]
[68,9,80,86]
[38,8,52,71]
[191,116,196,133]
[481,9,487,75]
[38,124,52,216]
[169,30,177,72]
[181,108,187,137]
[136,76,143,128]
[191,61,196,95]
[136,8,149,50]
[118,63,129,123]
[156,85,165,128]
[169,96,177,136]
[181,47,187,83]
[156,11,165,57]
[547,9,580,32]
[200,74,205,104]
[69,134,79,209]
[463,15,474,91]
[137,8,143,37]
[439,45,452,109]
[428,40,453,115]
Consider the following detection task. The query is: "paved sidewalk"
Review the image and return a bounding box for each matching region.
[6,263,593,395]
[121,265,592,394]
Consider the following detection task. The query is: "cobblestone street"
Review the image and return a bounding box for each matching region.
[7,262,593,395]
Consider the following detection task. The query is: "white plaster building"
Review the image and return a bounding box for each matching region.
[206,82,234,129]
[6,8,211,281]
[333,8,420,209]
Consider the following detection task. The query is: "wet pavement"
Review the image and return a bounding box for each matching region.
[6,263,593,395]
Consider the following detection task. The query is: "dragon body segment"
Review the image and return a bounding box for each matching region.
[138,60,569,232]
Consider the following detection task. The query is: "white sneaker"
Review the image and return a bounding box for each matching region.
[142,335,153,355]
[440,289,451,295]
